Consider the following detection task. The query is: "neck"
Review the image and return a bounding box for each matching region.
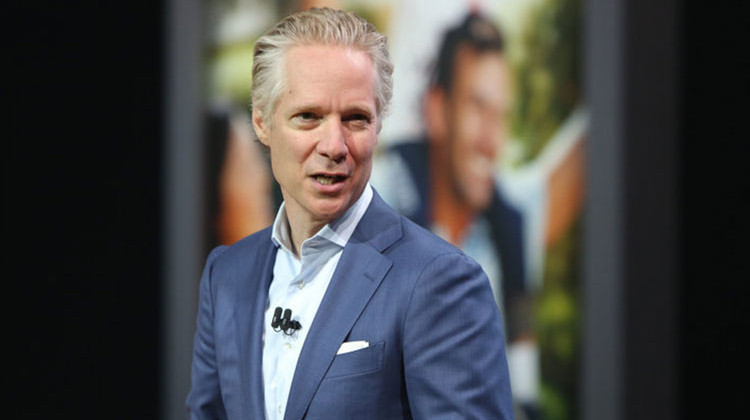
[430,154,475,246]
[283,207,327,259]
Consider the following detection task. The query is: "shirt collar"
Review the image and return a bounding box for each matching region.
[271,183,373,253]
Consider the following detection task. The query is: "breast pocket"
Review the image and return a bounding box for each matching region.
[326,341,385,379]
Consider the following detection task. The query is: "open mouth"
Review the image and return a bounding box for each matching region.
[313,174,346,185]
[468,156,495,179]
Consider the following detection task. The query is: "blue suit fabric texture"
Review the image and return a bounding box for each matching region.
[186,191,514,419]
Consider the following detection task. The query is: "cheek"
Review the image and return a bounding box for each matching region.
[270,132,308,168]
[466,114,485,142]
[452,129,474,162]
[348,134,377,162]
[267,149,287,184]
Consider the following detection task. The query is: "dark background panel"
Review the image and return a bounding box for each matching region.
[623,0,680,418]
[681,1,749,418]
[7,1,163,418]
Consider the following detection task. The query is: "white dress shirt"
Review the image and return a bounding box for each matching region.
[263,184,373,420]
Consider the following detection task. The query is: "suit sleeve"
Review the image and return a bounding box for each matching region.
[403,252,514,420]
[186,246,229,420]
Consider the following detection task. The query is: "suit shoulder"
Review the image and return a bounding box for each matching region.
[391,214,470,263]
[209,226,273,267]
[230,225,273,250]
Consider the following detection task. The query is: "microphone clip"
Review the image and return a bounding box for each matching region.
[271,307,302,335]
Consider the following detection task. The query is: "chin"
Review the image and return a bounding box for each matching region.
[468,198,491,213]
[310,199,349,221]
[464,187,493,212]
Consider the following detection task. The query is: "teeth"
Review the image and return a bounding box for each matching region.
[316,175,335,185]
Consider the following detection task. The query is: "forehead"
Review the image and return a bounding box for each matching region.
[277,44,377,109]
[452,47,507,88]
[450,47,510,106]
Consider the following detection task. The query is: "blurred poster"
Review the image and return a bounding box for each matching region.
[203,1,584,419]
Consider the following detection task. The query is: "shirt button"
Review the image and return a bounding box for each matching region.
[284,343,292,350]
[278,405,283,413]
[297,282,305,289]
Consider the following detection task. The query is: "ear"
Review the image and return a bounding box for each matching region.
[424,87,448,145]
[252,107,270,146]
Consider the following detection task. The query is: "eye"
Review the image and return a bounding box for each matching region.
[342,113,372,130]
[295,112,318,121]
[292,112,320,128]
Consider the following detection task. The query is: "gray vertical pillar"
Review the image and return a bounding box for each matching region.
[584,0,679,419]
[161,0,205,419]
[583,0,624,418]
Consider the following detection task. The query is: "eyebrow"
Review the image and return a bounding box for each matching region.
[286,102,375,117]
[342,105,375,117]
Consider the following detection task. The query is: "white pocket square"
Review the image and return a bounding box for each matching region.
[336,340,369,355]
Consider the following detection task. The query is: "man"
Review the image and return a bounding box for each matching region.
[186,8,513,420]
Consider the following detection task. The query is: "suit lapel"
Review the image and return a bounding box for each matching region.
[283,192,402,420]
[233,234,276,419]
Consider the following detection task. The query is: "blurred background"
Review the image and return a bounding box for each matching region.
[6,0,747,419]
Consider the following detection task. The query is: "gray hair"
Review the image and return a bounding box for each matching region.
[251,7,393,128]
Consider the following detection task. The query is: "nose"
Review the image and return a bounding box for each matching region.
[316,119,348,162]
[477,109,503,158]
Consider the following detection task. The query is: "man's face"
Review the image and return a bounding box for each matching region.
[253,44,379,227]
[443,47,510,212]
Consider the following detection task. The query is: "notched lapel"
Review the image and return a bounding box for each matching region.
[231,239,276,419]
[283,237,393,420]
[283,192,403,420]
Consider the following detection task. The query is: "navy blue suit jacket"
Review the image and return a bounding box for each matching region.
[186,192,513,419]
